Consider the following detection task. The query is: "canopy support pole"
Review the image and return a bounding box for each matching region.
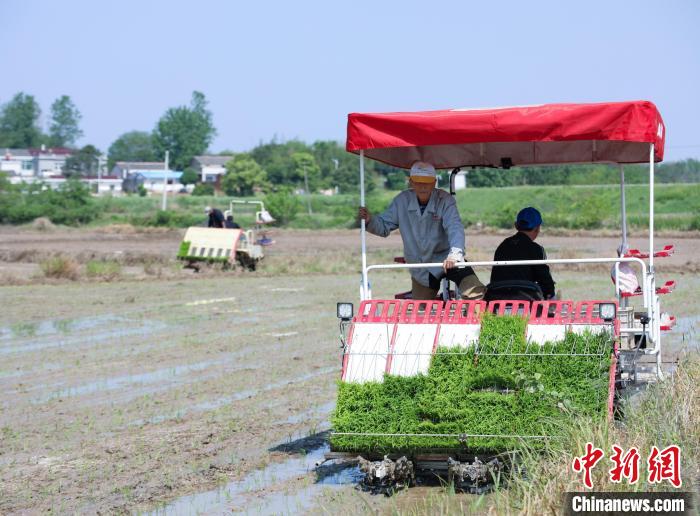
[616,165,628,308]
[360,150,369,300]
[620,165,628,252]
[649,143,662,379]
[649,145,655,271]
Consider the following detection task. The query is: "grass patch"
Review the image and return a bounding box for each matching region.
[85,260,122,281]
[488,354,700,511]
[39,256,80,281]
[87,183,700,231]
[456,183,700,231]
[331,314,611,454]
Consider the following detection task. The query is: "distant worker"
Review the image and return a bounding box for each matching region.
[487,207,555,301]
[358,161,485,300]
[205,206,225,228]
[224,210,241,229]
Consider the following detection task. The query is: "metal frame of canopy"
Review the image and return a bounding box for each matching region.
[350,101,667,378]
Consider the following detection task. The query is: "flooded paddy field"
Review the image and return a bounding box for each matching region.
[0,227,698,514]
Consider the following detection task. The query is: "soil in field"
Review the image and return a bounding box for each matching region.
[0,226,697,514]
[1,225,699,283]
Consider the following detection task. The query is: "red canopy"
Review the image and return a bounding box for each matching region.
[346,101,665,169]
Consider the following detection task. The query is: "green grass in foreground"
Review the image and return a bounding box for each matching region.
[361,354,699,514]
[492,354,700,512]
[331,314,611,453]
[89,183,700,231]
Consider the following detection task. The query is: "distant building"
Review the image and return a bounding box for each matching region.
[30,146,73,177]
[2,147,118,194]
[1,148,35,179]
[191,155,233,183]
[111,161,165,180]
[122,170,183,194]
[84,175,123,194]
[1,146,75,182]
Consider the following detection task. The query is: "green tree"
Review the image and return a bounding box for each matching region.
[107,131,156,169]
[385,170,407,190]
[290,152,321,192]
[152,91,216,170]
[0,178,98,225]
[221,154,268,196]
[180,167,199,186]
[64,145,101,177]
[192,183,214,196]
[48,95,83,147]
[250,139,309,185]
[264,187,301,225]
[0,93,43,148]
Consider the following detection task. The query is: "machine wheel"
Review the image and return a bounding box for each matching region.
[236,253,258,271]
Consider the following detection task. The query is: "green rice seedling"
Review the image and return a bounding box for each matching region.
[331,313,612,454]
[177,240,191,258]
[11,321,39,337]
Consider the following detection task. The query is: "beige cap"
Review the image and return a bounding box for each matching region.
[409,161,436,183]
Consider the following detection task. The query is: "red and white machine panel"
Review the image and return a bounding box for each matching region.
[387,301,442,377]
[570,301,618,336]
[341,299,618,383]
[341,300,399,383]
[435,300,485,349]
[526,301,573,344]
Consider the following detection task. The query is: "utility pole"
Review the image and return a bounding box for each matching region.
[331,158,339,194]
[161,150,169,211]
[303,162,312,215]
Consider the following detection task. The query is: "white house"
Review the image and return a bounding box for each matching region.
[1,146,76,181]
[191,155,233,183]
[84,176,124,194]
[32,146,73,177]
[2,147,118,194]
[1,148,35,178]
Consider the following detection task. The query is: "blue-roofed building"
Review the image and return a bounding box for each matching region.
[112,161,164,179]
[122,167,184,194]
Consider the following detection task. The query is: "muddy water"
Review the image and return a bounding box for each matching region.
[32,360,218,403]
[150,441,361,515]
[674,315,699,348]
[284,401,335,425]
[22,337,283,403]
[4,265,694,514]
[130,367,337,427]
[191,367,337,412]
[0,316,166,355]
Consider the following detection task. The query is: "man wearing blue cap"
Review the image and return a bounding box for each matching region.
[487,207,555,301]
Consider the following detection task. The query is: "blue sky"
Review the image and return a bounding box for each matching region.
[1,0,699,161]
